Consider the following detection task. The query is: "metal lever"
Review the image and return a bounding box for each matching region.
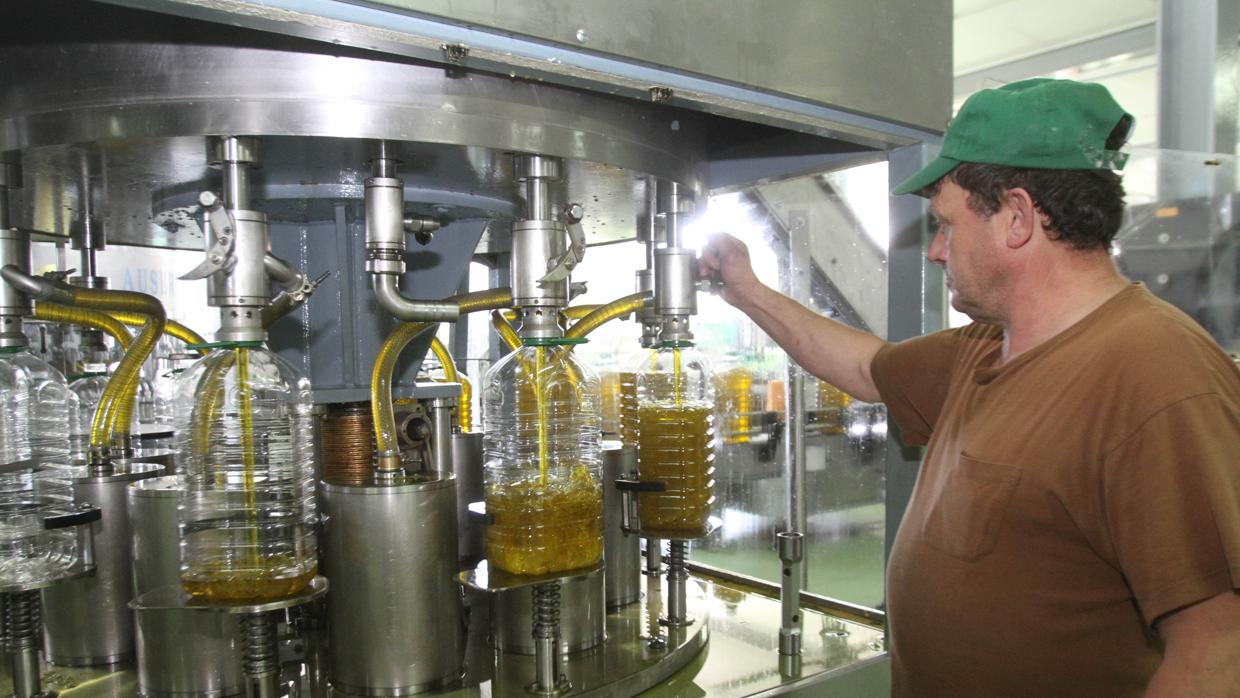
[538,203,587,285]
[180,191,237,281]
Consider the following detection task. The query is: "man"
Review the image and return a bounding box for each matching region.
[700,78,1240,697]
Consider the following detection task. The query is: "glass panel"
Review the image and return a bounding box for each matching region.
[1114,148,1239,353]
[571,162,892,610]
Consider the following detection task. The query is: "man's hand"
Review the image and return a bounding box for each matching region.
[699,233,761,309]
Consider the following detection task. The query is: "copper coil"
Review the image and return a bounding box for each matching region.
[320,402,375,485]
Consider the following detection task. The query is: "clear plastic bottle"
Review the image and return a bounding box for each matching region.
[636,340,716,536]
[153,353,198,425]
[0,346,74,467]
[617,350,653,451]
[0,468,77,587]
[713,354,753,445]
[482,340,603,576]
[174,342,318,602]
[816,379,853,435]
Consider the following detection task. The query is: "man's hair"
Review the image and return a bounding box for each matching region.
[922,165,1127,250]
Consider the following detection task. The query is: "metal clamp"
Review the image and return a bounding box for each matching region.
[180,191,237,281]
[537,203,587,285]
[614,478,665,534]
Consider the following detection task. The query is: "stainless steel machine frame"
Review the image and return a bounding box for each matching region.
[0,0,952,693]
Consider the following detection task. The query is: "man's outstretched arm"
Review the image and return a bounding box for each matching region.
[699,233,886,403]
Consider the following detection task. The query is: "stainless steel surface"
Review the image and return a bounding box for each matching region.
[430,399,455,476]
[1,10,706,249]
[41,461,164,667]
[0,228,31,320]
[493,567,605,655]
[777,532,805,657]
[644,538,662,577]
[512,221,569,313]
[322,476,463,695]
[451,432,485,562]
[364,177,406,253]
[106,0,947,145]
[653,248,697,318]
[458,560,605,594]
[4,574,886,697]
[207,212,269,309]
[128,475,244,698]
[7,591,43,698]
[134,576,328,615]
[602,444,641,609]
[370,275,460,323]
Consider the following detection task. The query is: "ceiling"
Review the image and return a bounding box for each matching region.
[953,0,1159,146]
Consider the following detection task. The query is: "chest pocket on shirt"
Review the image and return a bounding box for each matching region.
[921,455,1022,562]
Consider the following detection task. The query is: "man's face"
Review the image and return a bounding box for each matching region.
[926,180,1006,324]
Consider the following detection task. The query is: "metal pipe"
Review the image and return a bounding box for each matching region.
[778,531,805,656]
[224,161,250,211]
[531,582,564,693]
[785,363,807,554]
[644,538,662,577]
[6,591,42,698]
[371,275,460,322]
[0,265,71,303]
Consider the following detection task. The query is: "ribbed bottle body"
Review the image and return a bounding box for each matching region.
[174,345,317,602]
[0,469,77,587]
[482,344,603,575]
[154,353,198,425]
[636,343,716,536]
[1,349,74,467]
[714,361,753,445]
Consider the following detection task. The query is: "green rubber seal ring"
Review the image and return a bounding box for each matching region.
[185,340,264,351]
[657,339,696,349]
[522,336,589,347]
[0,346,24,355]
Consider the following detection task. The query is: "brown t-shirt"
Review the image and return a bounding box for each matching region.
[872,284,1240,697]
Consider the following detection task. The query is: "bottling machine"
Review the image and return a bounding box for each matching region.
[0,0,952,695]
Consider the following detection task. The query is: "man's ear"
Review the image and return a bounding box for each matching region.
[1000,187,1036,249]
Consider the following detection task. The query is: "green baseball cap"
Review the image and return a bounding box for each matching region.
[892,78,1134,196]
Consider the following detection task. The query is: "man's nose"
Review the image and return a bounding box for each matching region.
[927,229,946,265]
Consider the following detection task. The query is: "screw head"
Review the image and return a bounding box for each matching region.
[198,191,218,207]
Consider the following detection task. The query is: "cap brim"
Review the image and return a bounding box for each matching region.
[891,156,960,196]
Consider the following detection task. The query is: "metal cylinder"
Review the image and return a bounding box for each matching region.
[129,475,244,698]
[493,566,605,655]
[430,397,456,476]
[511,220,568,310]
[602,444,641,609]
[41,461,164,666]
[364,177,405,253]
[131,447,178,473]
[778,531,805,657]
[514,154,562,223]
[208,212,270,309]
[323,475,463,695]
[451,432,484,561]
[654,248,697,317]
[0,227,32,320]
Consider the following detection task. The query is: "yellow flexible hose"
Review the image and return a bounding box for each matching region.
[34,303,133,351]
[428,338,459,383]
[371,288,513,466]
[56,287,165,456]
[564,292,649,340]
[428,337,473,432]
[562,305,602,320]
[491,311,522,351]
[108,311,208,355]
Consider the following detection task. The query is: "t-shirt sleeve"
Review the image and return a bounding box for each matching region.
[869,328,966,447]
[1102,392,1240,627]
